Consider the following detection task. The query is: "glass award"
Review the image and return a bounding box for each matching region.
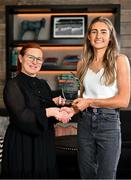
[58,73,80,106]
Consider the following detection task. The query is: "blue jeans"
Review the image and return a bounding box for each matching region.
[77,108,121,179]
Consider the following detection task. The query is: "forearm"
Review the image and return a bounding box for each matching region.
[91,95,130,109]
[46,107,60,117]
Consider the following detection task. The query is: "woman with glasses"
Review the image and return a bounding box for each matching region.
[1,43,70,178]
[62,16,130,179]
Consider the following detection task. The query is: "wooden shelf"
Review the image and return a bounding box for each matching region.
[11,39,84,47]
[5,4,120,82]
[41,65,76,71]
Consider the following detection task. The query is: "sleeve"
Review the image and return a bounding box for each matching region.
[40,80,59,124]
[3,79,48,136]
[40,79,57,108]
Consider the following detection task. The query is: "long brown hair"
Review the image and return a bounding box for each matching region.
[77,16,120,95]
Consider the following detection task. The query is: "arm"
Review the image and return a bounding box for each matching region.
[40,80,70,123]
[3,80,48,135]
[92,54,130,108]
[73,54,130,110]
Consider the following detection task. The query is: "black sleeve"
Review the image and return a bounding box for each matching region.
[40,80,59,124]
[40,79,57,108]
[3,79,48,136]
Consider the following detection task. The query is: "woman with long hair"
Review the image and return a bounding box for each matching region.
[63,16,130,179]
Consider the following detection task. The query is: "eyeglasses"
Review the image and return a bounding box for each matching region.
[25,53,43,64]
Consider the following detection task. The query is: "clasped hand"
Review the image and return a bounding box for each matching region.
[52,96,93,123]
[54,106,77,123]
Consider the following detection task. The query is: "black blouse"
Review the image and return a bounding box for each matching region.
[1,72,58,178]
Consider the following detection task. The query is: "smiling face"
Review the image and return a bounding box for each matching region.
[19,48,43,77]
[88,21,111,51]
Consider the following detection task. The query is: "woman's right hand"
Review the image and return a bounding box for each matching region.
[52,96,66,106]
[60,106,79,117]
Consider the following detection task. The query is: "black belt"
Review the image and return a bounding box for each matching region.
[86,107,119,114]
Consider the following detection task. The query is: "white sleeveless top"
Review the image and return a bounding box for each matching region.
[83,68,118,99]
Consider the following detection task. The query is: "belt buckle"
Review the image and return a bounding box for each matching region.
[92,108,97,113]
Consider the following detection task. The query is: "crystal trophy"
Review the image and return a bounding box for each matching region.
[58,73,80,106]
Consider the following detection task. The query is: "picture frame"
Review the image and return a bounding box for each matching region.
[51,15,87,39]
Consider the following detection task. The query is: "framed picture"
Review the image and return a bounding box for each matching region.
[51,15,87,39]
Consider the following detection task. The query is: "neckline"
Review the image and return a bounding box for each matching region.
[88,67,104,74]
[19,72,36,79]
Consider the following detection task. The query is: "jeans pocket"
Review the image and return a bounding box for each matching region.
[101,112,120,130]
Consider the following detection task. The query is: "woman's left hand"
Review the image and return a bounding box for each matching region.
[72,98,93,111]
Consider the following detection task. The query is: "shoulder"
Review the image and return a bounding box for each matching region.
[39,78,48,85]
[116,54,130,67]
[116,53,129,62]
[4,76,21,93]
[39,78,51,88]
[5,78,17,87]
[116,54,130,74]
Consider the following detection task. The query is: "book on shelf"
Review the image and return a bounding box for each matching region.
[62,54,80,68]
[44,57,58,66]
[11,49,19,66]
[63,54,80,61]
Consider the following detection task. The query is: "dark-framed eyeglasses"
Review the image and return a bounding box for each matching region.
[25,53,43,64]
